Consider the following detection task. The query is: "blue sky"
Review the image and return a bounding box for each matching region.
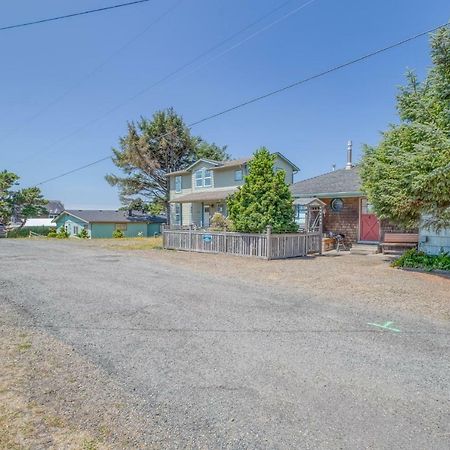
[1,0,448,208]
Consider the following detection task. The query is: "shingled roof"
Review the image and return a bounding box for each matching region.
[291,167,362,198]
[55,210,166,224]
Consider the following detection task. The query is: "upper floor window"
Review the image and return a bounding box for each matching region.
[234,169,243,181]
[195,168,212,188]
[175,176,182,193]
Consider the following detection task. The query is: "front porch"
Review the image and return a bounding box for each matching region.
[169,189,236,228]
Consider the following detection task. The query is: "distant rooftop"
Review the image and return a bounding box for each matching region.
[56,210,166,224]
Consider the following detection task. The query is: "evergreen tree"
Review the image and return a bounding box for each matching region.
[0,170,48,227]
[360,27,450,230]
[227,148,297,233]
[106,108,228,220]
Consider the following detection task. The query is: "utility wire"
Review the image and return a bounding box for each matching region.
[16,0,313,165]
[0,0,183,145]
[0,0,154,32]
[34,22,448,187]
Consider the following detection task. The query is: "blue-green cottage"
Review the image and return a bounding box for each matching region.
[53,210,166,238]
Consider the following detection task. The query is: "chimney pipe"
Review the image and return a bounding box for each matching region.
[345,140,353,170]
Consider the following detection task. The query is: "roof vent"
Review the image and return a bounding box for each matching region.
[345,140,353,170]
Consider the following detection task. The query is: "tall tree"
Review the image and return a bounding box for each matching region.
[0,170,48,227]
[360,27,450,231]
[227,148,297,233]
[106,108,229,220]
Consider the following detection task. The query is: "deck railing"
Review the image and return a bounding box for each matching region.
[163,226,322,259]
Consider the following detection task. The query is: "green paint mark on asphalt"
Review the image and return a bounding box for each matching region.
[367,321,401,333]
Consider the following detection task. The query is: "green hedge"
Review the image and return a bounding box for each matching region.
[7,226,54,238]
[392,249,450,272]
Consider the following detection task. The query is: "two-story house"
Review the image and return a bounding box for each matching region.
[167,152,299,227]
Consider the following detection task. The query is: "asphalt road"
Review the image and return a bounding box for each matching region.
[1,239,449,449]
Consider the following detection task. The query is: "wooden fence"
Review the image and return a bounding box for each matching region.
[163,226,322,259]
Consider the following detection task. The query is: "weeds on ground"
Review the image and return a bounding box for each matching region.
[102,236,163,251]
[392,249,450,272]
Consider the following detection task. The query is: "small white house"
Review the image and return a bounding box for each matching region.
[23,218,56,228]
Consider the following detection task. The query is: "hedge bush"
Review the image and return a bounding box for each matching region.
[7,226,54,238]
[392,249,450,272]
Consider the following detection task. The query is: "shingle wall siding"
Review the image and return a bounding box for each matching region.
[321,197,360,242]
[419,225,450,255]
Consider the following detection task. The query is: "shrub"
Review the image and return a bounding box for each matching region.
[56,227,69,239]
[47,231,57,238]
[78,228,89,239]
[112,229,124,238]
[392,249,450,272]
[7,226,54,238]
[209,212,232,231]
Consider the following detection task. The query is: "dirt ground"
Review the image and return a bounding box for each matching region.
[0,302,160,450]
[91,237,450,323]
[1,238,449,448]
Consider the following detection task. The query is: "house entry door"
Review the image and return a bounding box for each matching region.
[203,205,210,228]
[360,199,380,242]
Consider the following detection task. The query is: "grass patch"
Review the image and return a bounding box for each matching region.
[100,236,163,251]
[17,341,32,352]
[81,438,99,450]
[392,249,450,272]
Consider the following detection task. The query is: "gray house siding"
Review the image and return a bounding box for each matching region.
[419,226,450,255]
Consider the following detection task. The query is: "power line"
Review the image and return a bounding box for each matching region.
[35,22,448,187]
[0,0,183,145]
[16,0,313,165]
[0,0,154,32]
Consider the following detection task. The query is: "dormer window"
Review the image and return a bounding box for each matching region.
[195,168,213,188]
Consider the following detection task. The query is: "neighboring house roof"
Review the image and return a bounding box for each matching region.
[23,218,56,227]
[167,152,299,177]
[291,167,362,198]
[46,200,65,215]
[53,210,166,224]
[172,189,238,203]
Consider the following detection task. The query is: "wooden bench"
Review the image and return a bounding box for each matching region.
[381,233,418,254]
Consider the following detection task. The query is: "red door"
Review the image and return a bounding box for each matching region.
[360,199,380,242]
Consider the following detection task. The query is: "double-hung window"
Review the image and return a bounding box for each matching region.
[234,169,243,181]
[204,169,212,187]
[175,176,182,193]
[195,168,212,188]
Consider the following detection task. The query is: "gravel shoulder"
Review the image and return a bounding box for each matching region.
[0,301,161,450]
[91,237,450,323]
[1,238,449,449]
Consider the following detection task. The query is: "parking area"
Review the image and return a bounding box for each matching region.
[1,239,449,448]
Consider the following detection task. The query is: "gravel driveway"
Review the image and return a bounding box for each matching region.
[1,239,449,449]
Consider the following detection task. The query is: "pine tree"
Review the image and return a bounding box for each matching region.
[360,27,450,231]
[227,148,297,233]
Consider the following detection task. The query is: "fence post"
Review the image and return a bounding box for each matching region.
[318,205,323,255]
[266,225,272,260]
[188,224,192,250]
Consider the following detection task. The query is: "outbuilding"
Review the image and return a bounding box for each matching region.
[53,210,166,238]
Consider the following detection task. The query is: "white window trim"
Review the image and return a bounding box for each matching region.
[234,169,243,181]
[194,168,213,189]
